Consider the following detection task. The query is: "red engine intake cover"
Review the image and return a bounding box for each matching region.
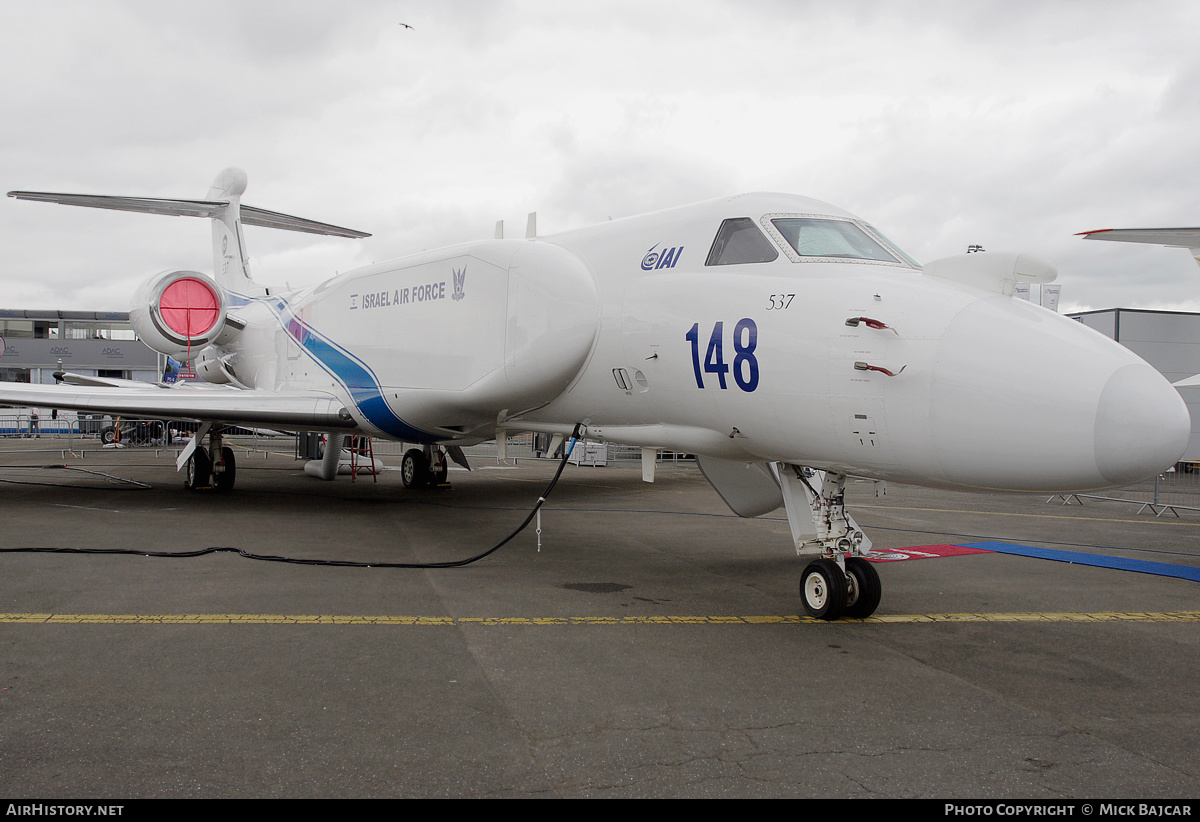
[158,277,221,338]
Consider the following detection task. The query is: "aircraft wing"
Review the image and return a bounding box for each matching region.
[0,381,355,429]
[1078,228,1200,248]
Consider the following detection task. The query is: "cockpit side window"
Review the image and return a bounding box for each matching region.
[705,217,780,266]
[770,218,900,263]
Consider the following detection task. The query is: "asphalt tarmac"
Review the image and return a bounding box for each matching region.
[0,439,1197,798]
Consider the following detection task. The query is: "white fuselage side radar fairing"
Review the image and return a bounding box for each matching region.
[3,170,1189,619]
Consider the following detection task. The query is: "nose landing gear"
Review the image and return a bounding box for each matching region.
[774,465,882,620]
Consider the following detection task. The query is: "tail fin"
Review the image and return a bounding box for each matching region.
[8,168,370,297]
[206,168,259,296]
[1079,228,1200,269]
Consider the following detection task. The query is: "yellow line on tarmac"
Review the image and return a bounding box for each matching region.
[1,611,1198,625]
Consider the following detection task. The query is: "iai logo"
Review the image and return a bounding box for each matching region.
[452,266,466,301]
[641,244,684,271]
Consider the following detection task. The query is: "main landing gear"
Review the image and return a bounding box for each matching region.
[401,445,449,489]
[771,465,882,621]
[184,425,236,492]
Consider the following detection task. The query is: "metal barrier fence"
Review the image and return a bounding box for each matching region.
[367,433,539,460]
[332,434,694,466]
[0,414,172,449]
[1048,465,1200,516]
[0,412,81,438]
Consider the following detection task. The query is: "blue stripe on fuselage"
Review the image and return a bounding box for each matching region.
[253,294,435,442]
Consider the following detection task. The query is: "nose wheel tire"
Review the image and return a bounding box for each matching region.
[800,559,847,620]
[844,556,881,618]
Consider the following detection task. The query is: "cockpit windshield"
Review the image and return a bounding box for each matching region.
[770,217,906,264]
[705,217,779,266]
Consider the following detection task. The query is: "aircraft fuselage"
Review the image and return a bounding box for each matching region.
[212,192,1188,494]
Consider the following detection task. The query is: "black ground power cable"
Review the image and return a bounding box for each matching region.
[0,425,584,569]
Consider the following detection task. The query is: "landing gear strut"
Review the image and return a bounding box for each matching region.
[772,465,881,620]
[401,445,449,489]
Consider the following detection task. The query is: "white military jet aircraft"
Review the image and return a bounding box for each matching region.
[3,169,1190,619]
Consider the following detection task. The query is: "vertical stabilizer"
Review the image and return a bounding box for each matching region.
[206,168,266,297]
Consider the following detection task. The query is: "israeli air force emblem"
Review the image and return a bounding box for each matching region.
[452,266,466,301]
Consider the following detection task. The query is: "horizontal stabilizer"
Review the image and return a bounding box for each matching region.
[8,191,224,217]
[7,191,370,238]
[1078,228,1200,248]
[240,205,370,238]
[1173,374,1200,388]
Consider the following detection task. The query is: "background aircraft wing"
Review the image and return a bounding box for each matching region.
[0,381,355,429]
[1078,227,1200,247]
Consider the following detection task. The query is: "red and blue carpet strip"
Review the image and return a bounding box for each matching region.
[873,541,1200,583]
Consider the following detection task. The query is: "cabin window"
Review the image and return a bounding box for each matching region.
[770,218,900,263]
[705,218,779,266]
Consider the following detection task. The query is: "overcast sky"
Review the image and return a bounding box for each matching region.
[2,0,1198,314]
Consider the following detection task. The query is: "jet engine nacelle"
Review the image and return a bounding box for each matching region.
[129,270,229,357]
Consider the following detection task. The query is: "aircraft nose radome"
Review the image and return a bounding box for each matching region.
[925,297,1188,493]
[1093,363,1191,486]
